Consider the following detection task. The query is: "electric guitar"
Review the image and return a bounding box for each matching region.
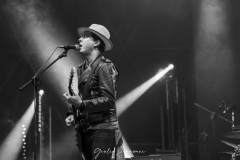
[68,67,84,154]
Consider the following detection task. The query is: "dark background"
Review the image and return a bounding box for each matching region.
[1,0,240,160]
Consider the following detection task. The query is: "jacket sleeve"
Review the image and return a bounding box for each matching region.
[82,62,118,112]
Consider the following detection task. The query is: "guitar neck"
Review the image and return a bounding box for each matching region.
[71,105,78,123]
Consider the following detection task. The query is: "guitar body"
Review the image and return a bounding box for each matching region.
[68,67,85,157]
[71,105,83,152]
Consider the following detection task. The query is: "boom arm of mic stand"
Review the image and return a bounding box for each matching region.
[197,104,223,143]
[194,103,232,124]
[19,49,69,91]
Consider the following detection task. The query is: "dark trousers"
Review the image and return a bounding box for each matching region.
[82,129,115,160]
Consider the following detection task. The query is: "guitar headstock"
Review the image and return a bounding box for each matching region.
[68,67,75,96]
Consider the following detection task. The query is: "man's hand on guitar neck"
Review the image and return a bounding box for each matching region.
[65,115,75,127]
[63,92,83,107]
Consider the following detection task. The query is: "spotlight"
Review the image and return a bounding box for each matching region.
[154,64,174,81]
[168,64,174,69]
[39,89,44,96]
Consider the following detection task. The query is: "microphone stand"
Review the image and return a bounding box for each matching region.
[194,103,232,124]
[19,49,69,160]
[196,102,225,160]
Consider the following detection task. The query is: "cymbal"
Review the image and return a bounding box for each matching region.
[221,140,238,149]
[225,131,240,139]
[218,151,235,155]
[233,125,240,130]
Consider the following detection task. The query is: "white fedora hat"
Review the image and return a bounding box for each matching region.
[77,24,113,51]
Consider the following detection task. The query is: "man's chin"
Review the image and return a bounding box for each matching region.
[78,50,88,56]
[78,49,84,53]
[79,49,90,54]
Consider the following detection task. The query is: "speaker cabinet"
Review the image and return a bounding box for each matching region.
[131,154,181,160]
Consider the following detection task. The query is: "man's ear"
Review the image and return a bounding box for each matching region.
[94,40,100,47]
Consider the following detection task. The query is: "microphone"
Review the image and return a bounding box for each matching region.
[223,104,237,113]
[59,44,80,50]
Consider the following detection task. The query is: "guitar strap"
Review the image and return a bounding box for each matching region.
[82,54,102,100]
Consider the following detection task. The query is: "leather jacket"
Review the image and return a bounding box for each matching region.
[77,55,119,129]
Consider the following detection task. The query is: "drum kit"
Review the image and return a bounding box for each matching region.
[195,102,239,160]
[219,126,240,160]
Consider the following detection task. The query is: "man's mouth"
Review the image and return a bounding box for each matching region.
[76,44,82,50]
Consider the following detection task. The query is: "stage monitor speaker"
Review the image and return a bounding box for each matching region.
[131,153,181,160]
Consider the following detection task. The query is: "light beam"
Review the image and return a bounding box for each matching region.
[117,64,174,116]
[0,101,35,160]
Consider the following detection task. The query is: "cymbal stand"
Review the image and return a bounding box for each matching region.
[231,145,240,160]
[196,102,225,160]
[212,119,218,160]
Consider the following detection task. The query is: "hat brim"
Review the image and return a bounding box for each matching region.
[77,27,113,51]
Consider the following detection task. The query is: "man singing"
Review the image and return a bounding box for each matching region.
[63,24,124,160]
